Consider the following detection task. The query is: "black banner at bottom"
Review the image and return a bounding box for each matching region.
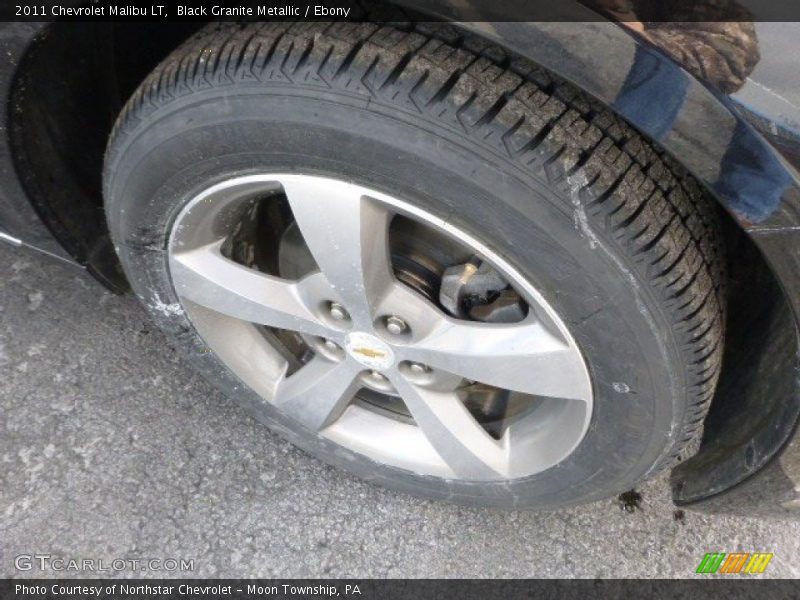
[1,579,797,600]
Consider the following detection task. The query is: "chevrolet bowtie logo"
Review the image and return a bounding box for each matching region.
[352,347,386,359]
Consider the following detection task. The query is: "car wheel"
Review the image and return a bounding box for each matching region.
[103,22,725,509]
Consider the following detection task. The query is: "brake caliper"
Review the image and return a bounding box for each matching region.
[439,257,526,323]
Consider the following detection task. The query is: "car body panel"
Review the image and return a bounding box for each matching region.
[0,22,71,260]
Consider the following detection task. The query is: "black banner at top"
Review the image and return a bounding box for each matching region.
[3,0,800,22]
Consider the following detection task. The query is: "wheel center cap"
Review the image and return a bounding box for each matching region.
[344,332,395,370]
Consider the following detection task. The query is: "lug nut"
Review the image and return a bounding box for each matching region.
[408,362,430,374]
[324,339,340,352]
[385,316,408,335]
[329,303,349,322]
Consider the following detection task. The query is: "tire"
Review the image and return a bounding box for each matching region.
[103,22,725,509]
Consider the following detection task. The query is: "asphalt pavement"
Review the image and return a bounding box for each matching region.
[1,242,799,578]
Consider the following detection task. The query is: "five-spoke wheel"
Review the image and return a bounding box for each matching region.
[169,174,592,481]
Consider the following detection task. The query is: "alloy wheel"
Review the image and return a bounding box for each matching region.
[168,174,593,481]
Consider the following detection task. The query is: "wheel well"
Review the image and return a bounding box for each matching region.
[8,20,204,291]
[8,20,798,501]
[671,213,799,505]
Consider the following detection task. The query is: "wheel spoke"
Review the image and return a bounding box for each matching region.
[281,177,394,329]
[273,357,361,431]
[390,374,509,479]
[171,241,332,339]
[400,316,592,401]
